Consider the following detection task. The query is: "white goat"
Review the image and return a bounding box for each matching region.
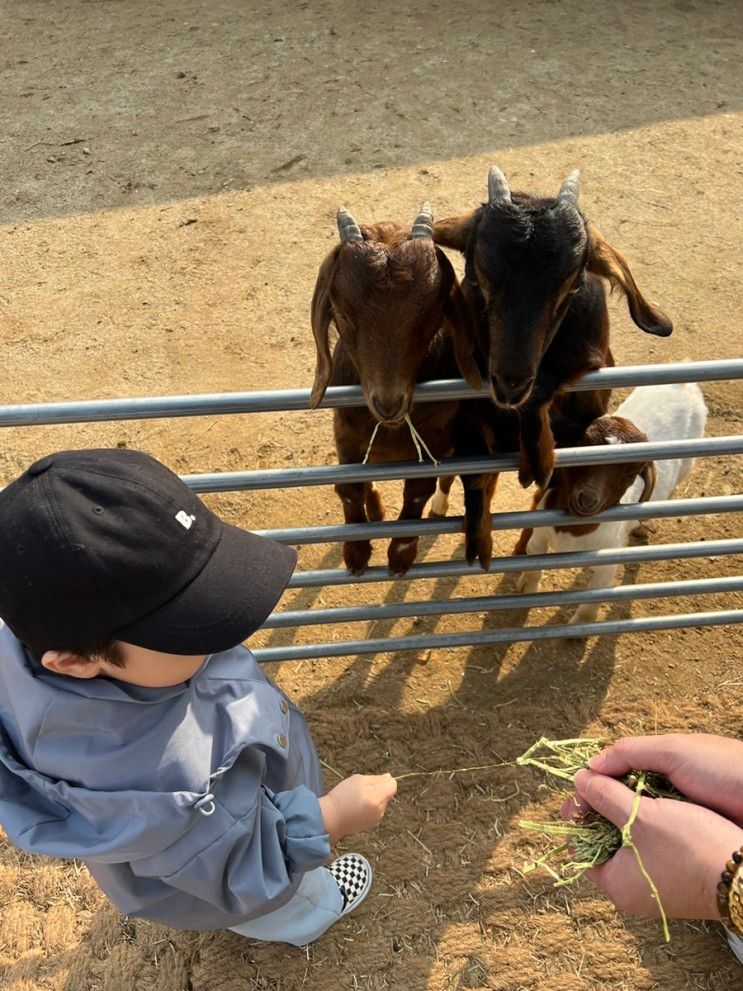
[514,382,708,625]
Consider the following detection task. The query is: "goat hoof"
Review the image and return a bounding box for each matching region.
[343,540,372,575]
[428,490,450,518]
[534,469,553,490]
[516,572,540,594]
[531,457,555,490]
[518,462,535,488]
[387,538,418,576]
[466,534,492,571]
[569,607,600,627]
[519,451,554,490]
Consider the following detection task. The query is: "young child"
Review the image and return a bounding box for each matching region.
[0,448,397,945]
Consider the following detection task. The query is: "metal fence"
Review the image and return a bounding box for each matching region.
[2,359,741,661]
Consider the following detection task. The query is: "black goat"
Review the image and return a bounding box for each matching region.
[432,168,672,567]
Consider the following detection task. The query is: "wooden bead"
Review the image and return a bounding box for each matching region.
[718,848,743,931]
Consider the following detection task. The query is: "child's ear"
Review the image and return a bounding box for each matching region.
[41,650,102,679]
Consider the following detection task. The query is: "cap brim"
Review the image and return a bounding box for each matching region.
[115,523,297,655]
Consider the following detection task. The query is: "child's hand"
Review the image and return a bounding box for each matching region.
[589,734,743,827]
[563,769,743,920]
[319,774,398,842]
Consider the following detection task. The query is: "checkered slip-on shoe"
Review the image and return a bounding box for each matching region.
[328,853,373,917]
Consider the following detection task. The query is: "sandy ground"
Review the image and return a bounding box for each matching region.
[1,1,743,989]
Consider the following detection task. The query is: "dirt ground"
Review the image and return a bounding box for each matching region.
[1,1,743,989]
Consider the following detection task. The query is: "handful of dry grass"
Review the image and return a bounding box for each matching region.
[517,737,683,941]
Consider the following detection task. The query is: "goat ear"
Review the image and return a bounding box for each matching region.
[438,250,482,391]
[639,462,657,502]
[309,247,339,408]
[433,211,477,253]
[586,224,673,337]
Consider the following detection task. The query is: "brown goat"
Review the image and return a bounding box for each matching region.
[512,415,656,557]
[310,205,480,575]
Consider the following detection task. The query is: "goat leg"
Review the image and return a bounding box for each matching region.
[518,404,555,489]
[336,482,374,575]
[365,483,386,522]
[515,527,549,594]
[568,564,619,630]
[388,477,438,575]
[462,473,498,570]
[429,474,455,518]
[513,527,533,557]
[512,489,545,556]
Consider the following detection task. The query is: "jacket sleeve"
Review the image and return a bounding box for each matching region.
[128,781,331,922]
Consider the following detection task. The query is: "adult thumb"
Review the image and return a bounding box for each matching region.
[573,769,637,829]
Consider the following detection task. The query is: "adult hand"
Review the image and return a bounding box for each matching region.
[561,769,743,920]
[589,733,743,827]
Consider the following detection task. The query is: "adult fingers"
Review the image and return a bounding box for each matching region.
[589,735,678,777]
[573,769,637,829]
[560,793,590,821]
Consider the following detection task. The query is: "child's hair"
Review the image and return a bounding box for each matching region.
[69,637,126,668]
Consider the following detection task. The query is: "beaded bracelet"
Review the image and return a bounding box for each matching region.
[718,847,743,934]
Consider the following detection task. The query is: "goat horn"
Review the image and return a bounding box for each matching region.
[336,207,363,244]
[557,169,581,206]
[487,165,512,206]
[410,202,434,239]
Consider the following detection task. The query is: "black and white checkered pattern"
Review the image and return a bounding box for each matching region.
[329,853,372,916]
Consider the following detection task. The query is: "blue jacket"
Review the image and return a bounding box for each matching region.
[0,620,331,930]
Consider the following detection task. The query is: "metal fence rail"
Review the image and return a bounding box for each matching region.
[253,610,743,663]
[286,538,743,588]
[181,435,743,494]
[257,494,742,544]
[1,358,740,426]
[2,359,741,659]
[263,576,743,629]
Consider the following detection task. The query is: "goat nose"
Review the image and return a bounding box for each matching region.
[573,491,598,515]
[490,373,533,406]
[370,395,405,423]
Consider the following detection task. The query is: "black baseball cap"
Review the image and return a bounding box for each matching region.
[0,448,297,655]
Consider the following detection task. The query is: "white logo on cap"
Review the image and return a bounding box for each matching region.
[176,511,196,530]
